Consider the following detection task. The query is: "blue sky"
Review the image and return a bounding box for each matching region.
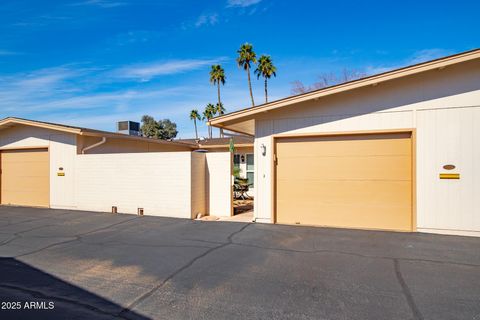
[0,0,478,138]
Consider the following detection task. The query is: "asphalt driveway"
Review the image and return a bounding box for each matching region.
[0,206,479,320]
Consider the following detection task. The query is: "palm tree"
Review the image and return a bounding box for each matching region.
[209,65,226,106]
[255,55,277,103]
[215,102,226,137]
[203,103,216,139]
[236,43,257,107]
[189,109,201,140]
[210,65,226,137]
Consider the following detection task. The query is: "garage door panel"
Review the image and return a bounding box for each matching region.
[277,180,411,205]
[1,190,49,208]
[2,176,49,190]
[277,134,411,157]
[2,161,49,172]
[276,202,411,230]
[275,133,412,231]
[1,149,49,207]
[277,155,411,181]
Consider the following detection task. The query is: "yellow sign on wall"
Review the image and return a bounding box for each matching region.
[57,172,65,176]
[439,173,460,179]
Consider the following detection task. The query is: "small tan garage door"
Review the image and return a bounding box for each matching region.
[275,133,412,231]
[1,149,49,207]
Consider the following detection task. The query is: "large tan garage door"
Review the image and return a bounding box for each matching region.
[275,133,412,231]
[1,149,49,207]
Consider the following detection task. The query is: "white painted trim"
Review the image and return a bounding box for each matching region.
[417,228,480,238]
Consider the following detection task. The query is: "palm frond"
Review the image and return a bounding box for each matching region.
[255,54,277,79]
[209,64,226,85]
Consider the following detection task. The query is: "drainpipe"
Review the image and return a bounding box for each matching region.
[81,137,106,154]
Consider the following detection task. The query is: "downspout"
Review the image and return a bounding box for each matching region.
[81,137,106,154]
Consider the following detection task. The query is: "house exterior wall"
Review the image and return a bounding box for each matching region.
[75,152,196,218]
[0,125,77,209]
[0,125,232,220]
[254,59,480,236]
[191,152,207,218]
[205,152,232,217]
[77,135,192,154]
[416,107,480,235]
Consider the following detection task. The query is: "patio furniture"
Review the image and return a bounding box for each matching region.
[234,178,252,200]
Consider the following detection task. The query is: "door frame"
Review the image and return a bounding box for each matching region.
[271,129,416,231]
[0,146,51,207]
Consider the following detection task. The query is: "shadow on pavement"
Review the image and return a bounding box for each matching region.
[0,257,150,320]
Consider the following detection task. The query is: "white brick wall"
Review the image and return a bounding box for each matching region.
[75,152,195,218]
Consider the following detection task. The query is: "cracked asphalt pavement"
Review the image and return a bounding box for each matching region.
[0,206,479,320]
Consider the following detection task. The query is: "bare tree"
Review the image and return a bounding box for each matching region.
[291,68,367,95]
[340,68,366,82]
[290,80,309,95]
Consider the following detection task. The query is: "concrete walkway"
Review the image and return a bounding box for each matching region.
[219,211,254,222]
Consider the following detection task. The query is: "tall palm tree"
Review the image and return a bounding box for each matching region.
[236,43,257,107]
[209,65,226,106]
[189,109,201,140]
[215,102,226,137]
[210,65,226,137]
[203,103,216,139]
[255,55,277,103]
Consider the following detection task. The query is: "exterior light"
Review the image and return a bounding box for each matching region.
[261,144,266,156]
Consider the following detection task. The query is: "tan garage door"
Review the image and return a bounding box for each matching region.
[275,132,412,231]
[1,149,49,207]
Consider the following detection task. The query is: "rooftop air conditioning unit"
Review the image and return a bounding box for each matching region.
[117,121,140,136]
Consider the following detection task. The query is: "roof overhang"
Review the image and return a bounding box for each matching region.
[0,117,82,134]
[196,143,253,149]
[209,48,480,136]
[0,117,197,149]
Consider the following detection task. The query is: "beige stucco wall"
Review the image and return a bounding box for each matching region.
[0,125,77,209]
[78,135,192,154]
[254,58,480,236]
[191,152,207,218]
[205,152,232,217]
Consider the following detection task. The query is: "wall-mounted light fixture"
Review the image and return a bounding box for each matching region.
[260,143,266,156]
[240,155,245,163]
